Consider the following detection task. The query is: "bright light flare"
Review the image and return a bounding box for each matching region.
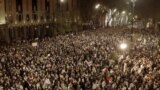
[120,43,128,50]
[95,4,100,9]
[122,11,126,15]
[60,0,65,3]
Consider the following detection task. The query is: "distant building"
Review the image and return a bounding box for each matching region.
[0,0,80,43]
[4,0,79,26]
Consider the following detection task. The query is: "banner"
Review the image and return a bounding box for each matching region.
[32,42,38,47]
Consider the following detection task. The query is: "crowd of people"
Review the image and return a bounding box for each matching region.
[0,28,160,90]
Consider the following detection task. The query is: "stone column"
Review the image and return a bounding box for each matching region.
[11,0,17,25]
[50,0,54,21]
[37,0,45,23]
[5,0,10,23]
[28,0,33,24]
[0,26,10,43]
[68,0,72,11]
[22,0,27,24]
[22,0,28,38]
[0,0,6,24]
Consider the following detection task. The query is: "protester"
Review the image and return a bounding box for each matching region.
[0,28,160,90]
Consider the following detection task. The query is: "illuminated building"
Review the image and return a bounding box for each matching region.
[0,0,80,43]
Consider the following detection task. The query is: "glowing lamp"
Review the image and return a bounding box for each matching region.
[120,43,128,50]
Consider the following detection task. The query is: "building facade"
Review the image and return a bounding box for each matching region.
[0,0,80,43]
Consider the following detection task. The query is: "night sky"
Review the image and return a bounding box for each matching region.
[79,0,160,20]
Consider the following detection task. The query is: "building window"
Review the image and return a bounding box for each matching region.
[56,0,60,11]
[72,0,74,10]
[41,16,44,21]
[45,0,50,20]
[26,14,30,22]
[16,0,23,22]
[33,14,38,21]
[66,1,69,11]
[16,13,23,22]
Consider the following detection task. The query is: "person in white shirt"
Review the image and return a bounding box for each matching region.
[43,78,51,89]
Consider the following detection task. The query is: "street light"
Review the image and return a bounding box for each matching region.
[60,0,66,29]
[60,0,66,10]
[94,4,101,28]
[122,11,126,15]
[120,43,128,50]
[60,0,65,3]
[130,0,137,36]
